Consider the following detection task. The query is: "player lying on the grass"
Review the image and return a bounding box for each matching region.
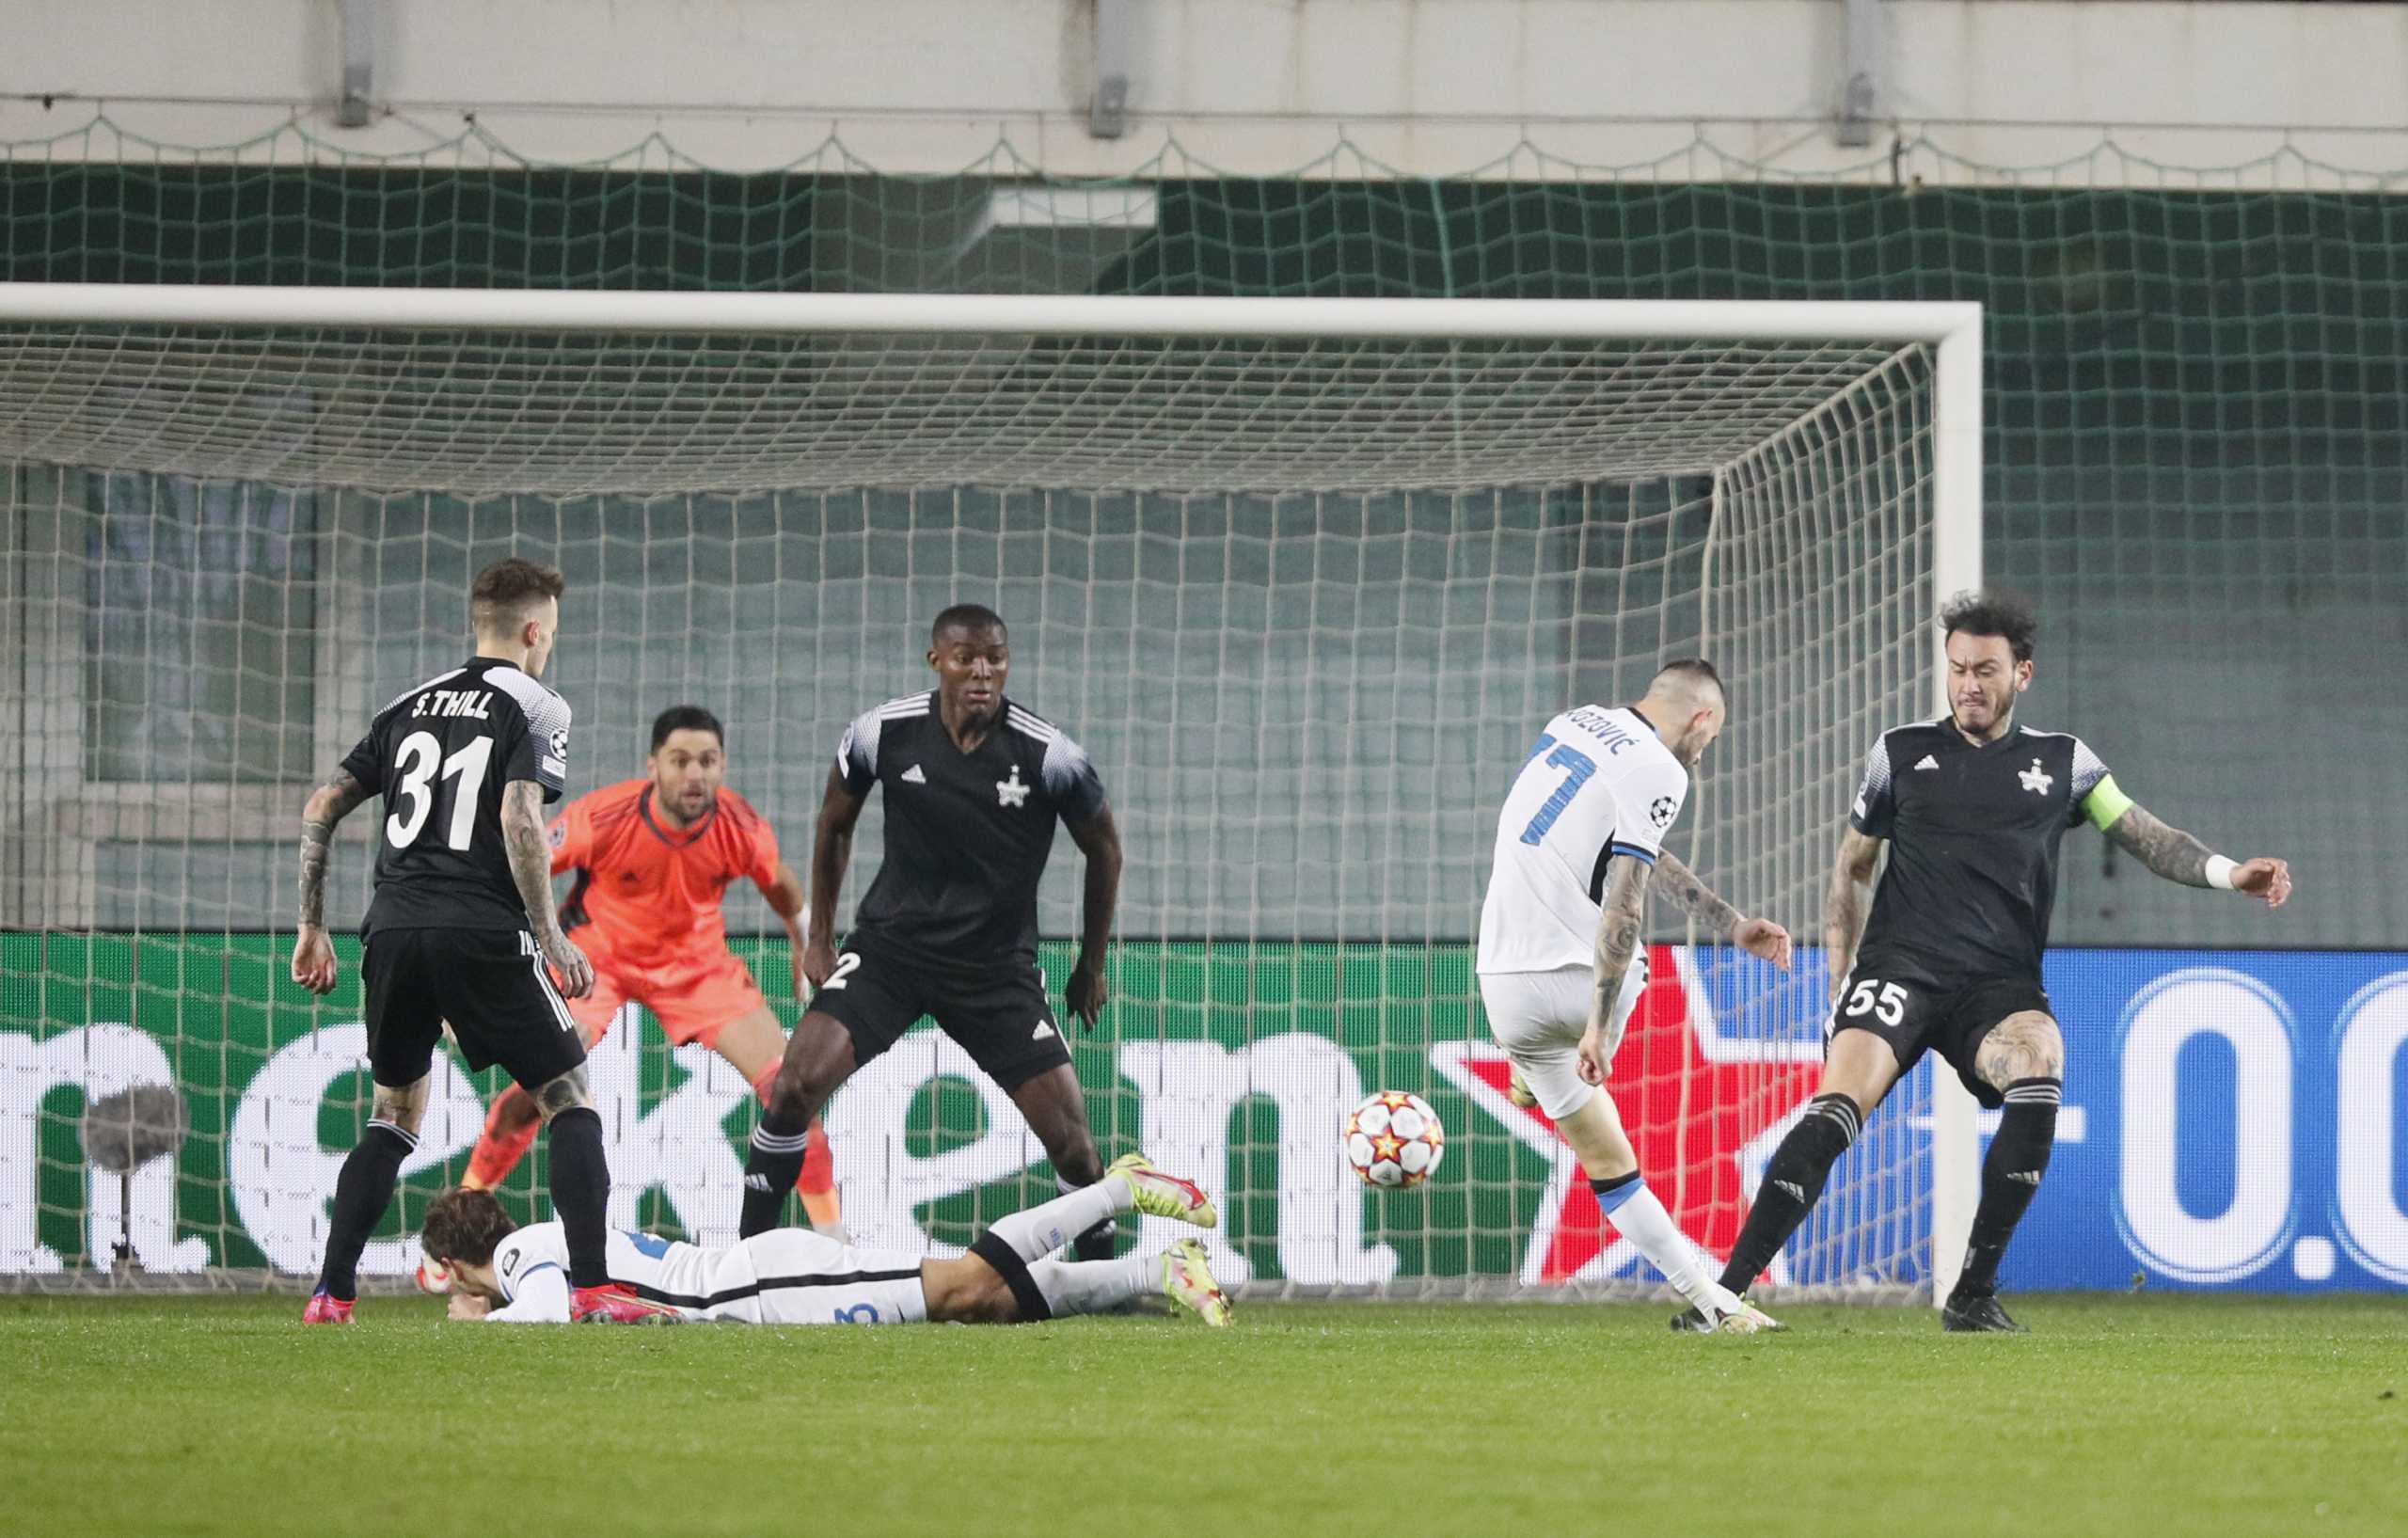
[1477,661,1793,1334]
[420,1154,1230,1327]
[1687,592,2292,1334]
[441,704,842,1266]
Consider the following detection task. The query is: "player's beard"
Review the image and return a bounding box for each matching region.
[657,782,714,825]
[1953,690,2014,741]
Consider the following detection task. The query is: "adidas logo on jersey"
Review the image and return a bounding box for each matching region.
[1774,1181,1806,1203]
[1032,1019,1056,1040]
[900,764,927,785]
[742,1174,773,1193]
[1913,754,1939,771]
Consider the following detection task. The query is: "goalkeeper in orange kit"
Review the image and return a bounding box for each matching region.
[443,706,841,1251]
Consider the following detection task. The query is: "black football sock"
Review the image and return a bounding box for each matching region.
[544,1105,612,1289]
[1717,1093,1862,1293]
[1067,1176,1118,1262]
[741,1109,813,1239]
[1955,1076,2062,1300]
[316,1121,415,1302]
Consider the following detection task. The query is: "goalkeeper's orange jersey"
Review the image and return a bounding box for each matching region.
[548,779,782,968]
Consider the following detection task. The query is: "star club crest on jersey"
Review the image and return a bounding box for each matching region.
[996,764,1031,807]
[1430,945,1821,1287]
[2019,758,2053,795]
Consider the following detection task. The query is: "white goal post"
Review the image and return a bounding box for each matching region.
[0,285,1979,1303]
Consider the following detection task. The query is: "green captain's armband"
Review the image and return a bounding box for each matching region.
[2083,772,2135,832]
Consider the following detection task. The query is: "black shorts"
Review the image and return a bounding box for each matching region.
[1825,965,2053,1109]
[809,941,1071,1092]
[361,927,588,1091]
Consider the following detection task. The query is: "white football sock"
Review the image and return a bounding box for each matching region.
[1025,1253,1151,1319]
[982,1179,1133,1264]
[1596,1176,1719,1311]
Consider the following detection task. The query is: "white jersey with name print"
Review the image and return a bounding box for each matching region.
[1477,705,1689,975]
[480,1222,929,1325]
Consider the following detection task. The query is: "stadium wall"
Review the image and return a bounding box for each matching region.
[6,935,2400,1292]
[8,1,2408,175]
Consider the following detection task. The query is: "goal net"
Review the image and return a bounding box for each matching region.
[0,288,1979,1301]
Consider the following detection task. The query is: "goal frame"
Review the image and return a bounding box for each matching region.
[0,284,1984,1303]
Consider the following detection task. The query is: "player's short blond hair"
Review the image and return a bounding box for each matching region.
[470,556,566,637]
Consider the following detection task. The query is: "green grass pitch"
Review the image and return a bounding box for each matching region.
[6,1294,2403,1537]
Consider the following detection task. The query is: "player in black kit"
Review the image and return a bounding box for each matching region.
[1687,592,2292,1332]
[290,557,669,1324]
[739,605,1126,1259]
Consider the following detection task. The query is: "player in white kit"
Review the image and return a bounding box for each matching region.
[1477,661,1793,1332]
[418,1153,1231,1327]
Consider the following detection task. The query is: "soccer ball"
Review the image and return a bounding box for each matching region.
[1343,1090,1446,1189]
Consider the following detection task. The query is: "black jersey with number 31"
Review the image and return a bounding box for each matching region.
[339,657,575,935]
[1848,719,2110,981]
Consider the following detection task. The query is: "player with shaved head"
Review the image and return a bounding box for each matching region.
[1477,659,1795,1332]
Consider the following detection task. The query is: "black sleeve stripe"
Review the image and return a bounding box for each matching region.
[619,1265,926,1312]
[1588,841,1658,901]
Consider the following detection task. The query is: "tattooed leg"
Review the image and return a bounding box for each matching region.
[316,1074,430,1301]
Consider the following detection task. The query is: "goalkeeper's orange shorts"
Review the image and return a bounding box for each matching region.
[565,937,768,1050]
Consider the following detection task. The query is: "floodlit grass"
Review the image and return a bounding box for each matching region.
[5,1294,2403,1536]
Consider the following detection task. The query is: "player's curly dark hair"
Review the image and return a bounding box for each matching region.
[650,704,725,752]
[420,1186,518,1267]
[1939,589,2038,663]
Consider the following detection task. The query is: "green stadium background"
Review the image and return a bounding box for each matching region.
[3,123,2398,1284]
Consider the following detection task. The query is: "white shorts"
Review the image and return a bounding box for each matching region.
[1477,952,1649,1122]
[705,1231,930,1326]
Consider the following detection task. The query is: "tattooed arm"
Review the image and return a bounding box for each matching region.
[1577,856,1653,1086]
[1823,826,1885,1002]
[291,769,371,994]
[502,779,594,998]
[2101,801,2293,908]
[2100,804,2217,885]
[1653,850,1794,969]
